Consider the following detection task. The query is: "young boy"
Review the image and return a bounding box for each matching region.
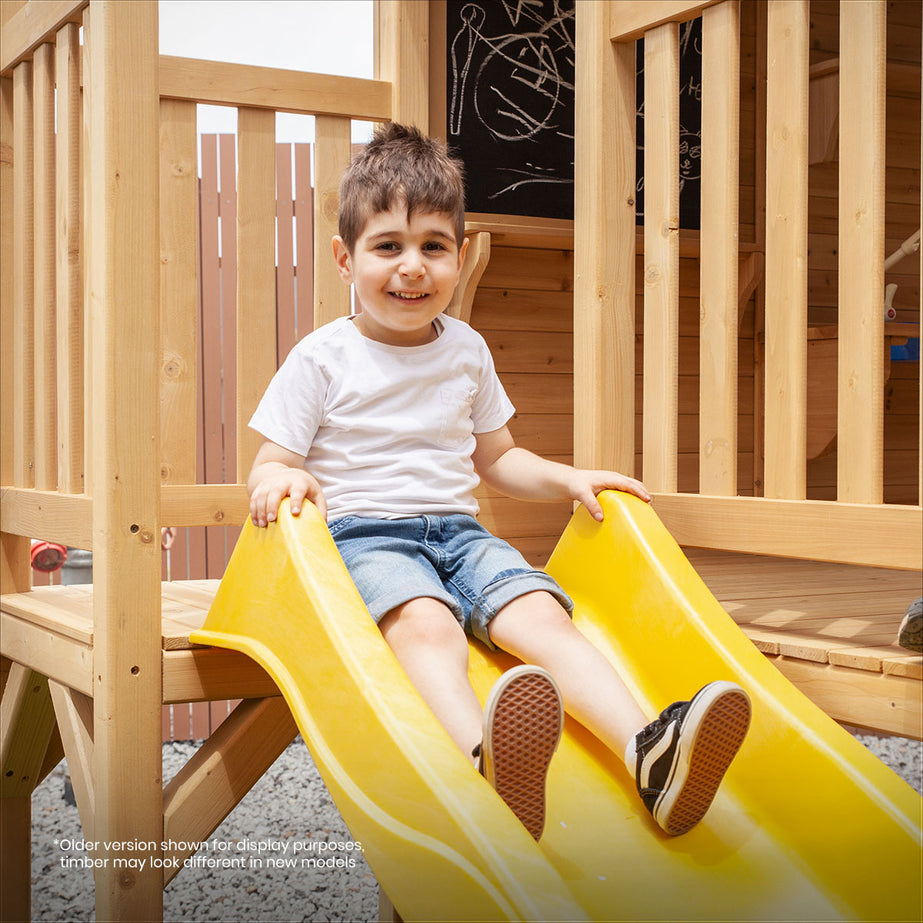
[248,123,751,839]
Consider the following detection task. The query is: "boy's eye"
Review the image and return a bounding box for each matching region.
[423,241,448,252]
[376,241,399,252]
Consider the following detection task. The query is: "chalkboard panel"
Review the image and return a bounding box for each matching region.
[444,2,703,229]
[446,0,576,219]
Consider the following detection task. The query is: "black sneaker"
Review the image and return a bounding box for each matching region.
[897,598,922,653]
[630,681,751,836]
[474,665,563,841]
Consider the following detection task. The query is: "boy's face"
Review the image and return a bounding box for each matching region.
[333,204,467,347]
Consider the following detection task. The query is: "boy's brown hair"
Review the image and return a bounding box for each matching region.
[338,122,466,252]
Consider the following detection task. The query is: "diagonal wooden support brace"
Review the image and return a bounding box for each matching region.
[162,695,297,885]
[48,681,96,841]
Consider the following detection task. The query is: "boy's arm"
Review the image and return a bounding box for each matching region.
[471,426,651,522]
[248,439,327,526]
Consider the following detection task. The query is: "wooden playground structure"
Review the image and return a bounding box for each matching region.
[0,0,920,919]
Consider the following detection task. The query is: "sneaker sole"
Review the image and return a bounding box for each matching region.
[481,665,563,841]
[654,681,751,836]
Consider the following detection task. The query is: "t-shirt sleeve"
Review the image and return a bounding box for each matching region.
[248,344,327,457]
[470,338,516,434]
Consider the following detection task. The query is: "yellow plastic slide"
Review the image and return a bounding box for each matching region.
[192,492,922,922]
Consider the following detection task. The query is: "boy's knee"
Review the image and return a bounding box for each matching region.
[380,597,465,647]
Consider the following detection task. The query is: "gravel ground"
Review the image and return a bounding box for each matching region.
[31,730,922,922]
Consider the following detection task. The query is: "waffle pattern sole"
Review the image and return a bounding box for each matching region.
[481,667,563,841]
[656,688,752,836]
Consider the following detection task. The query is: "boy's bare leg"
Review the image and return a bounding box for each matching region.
[378,597,483,758]
[486,591,647,761]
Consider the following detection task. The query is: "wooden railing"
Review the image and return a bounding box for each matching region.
[574,0,921,569]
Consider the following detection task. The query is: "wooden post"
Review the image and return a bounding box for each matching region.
[574,1,636,474]
[642,21,680,492]
[85,1,163,918]
[836,0,885,504]
[699,1,740,496]
[236,107,277,481]
[375,0,428,130]
[763,0,808,499]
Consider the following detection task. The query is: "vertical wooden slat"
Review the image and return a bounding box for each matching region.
[919,29,922,510]
[85,1,163,918]
[12,61,34,489]
[55,22,83,495]
[294,142,314,342]
[275,141,296,365]
[375,0,427,129]
[313,115,352,329]
[699,0,740,496]
[236,107,277,482]
[763,0,808,499]
[218,133,237,490]
[81,5,93,500]
[642,21,680,493]
[574,2,636,474]
[837,0,885,505]
[1,75,14,488]
[33,41,56,491]
[159,98,198,487]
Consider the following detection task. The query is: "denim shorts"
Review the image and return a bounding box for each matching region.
[328,514,573,649]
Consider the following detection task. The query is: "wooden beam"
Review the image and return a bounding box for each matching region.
[162,648,280,704]
[159,56,391,122]
[609,0,720,43]
[374,0,428,129]
[160,483,249,528]
[1,74,14,489]
[642,22,680,492]
[837,0,885,504]
[48,680,95,840]
[0,487,92,548]
[652,493,923,569]
[699,1,740,496]
[162,697,297,884]
[236,107,277,481]
[574,0,636,473]
[0,0,86,74]
[85,1,163,917]
[763,0,809,499]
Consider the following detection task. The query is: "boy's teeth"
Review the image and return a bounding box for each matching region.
[394,292,425,299]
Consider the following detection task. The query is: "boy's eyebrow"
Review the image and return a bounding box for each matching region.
[366,226,456,243]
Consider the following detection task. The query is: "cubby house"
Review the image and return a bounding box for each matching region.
[0,1,920,921]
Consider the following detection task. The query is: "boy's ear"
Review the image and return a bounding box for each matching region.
[332,236,352,282]
[457,236,469,273]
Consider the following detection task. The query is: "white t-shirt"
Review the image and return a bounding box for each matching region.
[249,314,515,520]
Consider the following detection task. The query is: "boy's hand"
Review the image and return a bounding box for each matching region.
[247,440,327,527]
[568,469,651,522]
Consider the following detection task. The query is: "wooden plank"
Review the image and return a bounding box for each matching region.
[293,142,314,343]
[699,1,740,495]
[446,230,490,324]
[0,663,57,797]
[276,143,296,365]
[609,0,720,43]
[12,61,33,488]
[837,0,886,504]
[0,0,85,74]
[313,115,351,329]
[763,0,808,499]
[374,0,428,129]
[159,56,391,122]
[642,22,680,492]
[55,22,82,495]
[1,74,14,488]
[0,610,92,692]
[160,484,248,528]
[236,108,277,481]
[161,697,297,885]
[32,41,55,491]
[84,1,163,917]
[574,0,636,473]
[162,648,280,704]
[48,680,95,840]
[158,98,198,486]
[0,487,92,547]
[654,493,923,568]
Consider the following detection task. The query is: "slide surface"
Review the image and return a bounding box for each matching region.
[191,492,922,921]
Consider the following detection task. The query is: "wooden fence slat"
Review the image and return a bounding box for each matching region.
[55,23,82,496]
[837,0,886,504]
[236,109,277,482]
[699,1,740,496]
[574,1,636,474]
[13,60,34,489]
[642,21,680,492]
[33,41,55,491]
[219,133,238,490]
[764,0,808,499]
[276,142,296,365]
[159,98,198,487]
[313,115,351,328]
[294,142,314,345]
[1,74,13,489]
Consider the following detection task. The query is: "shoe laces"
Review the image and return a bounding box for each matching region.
[637,699,687,745]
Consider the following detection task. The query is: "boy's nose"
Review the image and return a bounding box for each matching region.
[399,250,425,278]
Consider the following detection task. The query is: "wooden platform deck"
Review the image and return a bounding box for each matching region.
[2,551,921,738]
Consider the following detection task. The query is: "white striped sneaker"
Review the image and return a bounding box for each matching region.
[629,681,751,836]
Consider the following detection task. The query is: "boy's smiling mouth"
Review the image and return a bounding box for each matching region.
[390,291,429,300]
